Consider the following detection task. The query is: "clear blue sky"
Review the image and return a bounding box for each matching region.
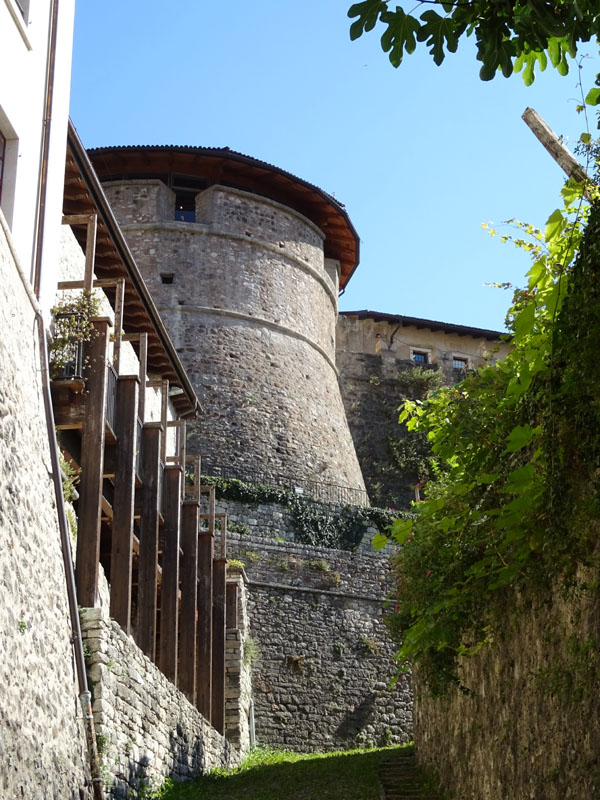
[69,1,599,332]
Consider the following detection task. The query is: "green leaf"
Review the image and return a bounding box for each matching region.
[416,10,459,66]
[371,532,388,551]
[348,0,387,40]
[544,208,566,243]
[505,424,539,453]
[561,178,585,205]
[580,132,592,144]
[585,87,600,106]
[380,8,421,67]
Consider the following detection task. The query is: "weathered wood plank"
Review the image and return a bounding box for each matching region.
[137,423,162,661]
[179,501,199,703]
[76,320,110,607]
[226,582,238,629]
[110,376,139,633]
[159,465,182,683]
[196,530,214,720]
[211,557,227,735]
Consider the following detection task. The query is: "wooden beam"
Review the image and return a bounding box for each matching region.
[196,530,214,720]
[179,501,199,703]
[112,278,126,372]
[137,423,162,661]
[76,320,110,607]
[110,376,139,633]
[159,466,182,683]
[226,582,238,629]
[211,557,227,735]
[522,107,596,201]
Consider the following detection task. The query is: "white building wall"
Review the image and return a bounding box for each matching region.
[0,0,75,314]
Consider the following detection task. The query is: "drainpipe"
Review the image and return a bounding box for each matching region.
[32,0,60,297]
[1,211,104,798]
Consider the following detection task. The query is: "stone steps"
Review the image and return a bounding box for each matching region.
[378,750,441,800]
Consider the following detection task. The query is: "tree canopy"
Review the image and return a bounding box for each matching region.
[348,0,600,84]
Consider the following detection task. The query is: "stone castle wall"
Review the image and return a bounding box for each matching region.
[80,608,241,798]
[226,531,413,751]
[414,579,600,799]
[101,180,365,493]
[0,225,91,799]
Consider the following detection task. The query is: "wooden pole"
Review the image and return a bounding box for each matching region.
[179,501,199,703]
[211,557,227,735]
[159,465,182,683]
[196,529,214,720]
[76,319,110,607]
[522,107,596,201]
[137,423,162,661]
[110,375,139,632]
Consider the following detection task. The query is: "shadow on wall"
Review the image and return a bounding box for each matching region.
[335,692,377,742]
[108,726,208,799]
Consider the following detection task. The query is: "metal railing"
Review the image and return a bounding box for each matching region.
[200,462,369,507]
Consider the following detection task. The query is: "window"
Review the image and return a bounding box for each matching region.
[174,191,195,222]
[160,273,174,285]
[412,350,429,365]
[453,356,468,370]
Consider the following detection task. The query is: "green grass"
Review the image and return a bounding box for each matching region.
[152,744,414,800]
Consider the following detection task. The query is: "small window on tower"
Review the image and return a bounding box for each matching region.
[161,273,174,285]
[174,192,195,222]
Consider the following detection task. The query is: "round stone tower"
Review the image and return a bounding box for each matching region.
[89,146,366,496]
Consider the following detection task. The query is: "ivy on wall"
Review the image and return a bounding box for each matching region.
[375,176,600,696]
[201,474,403,550]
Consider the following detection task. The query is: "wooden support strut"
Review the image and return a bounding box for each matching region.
[226,582,239,629]
[159,465,182,684]
[179,501,200,704]
[137,423,162,662]
[110,375,139,633]
[196,525,214,720]
[62,213,97,292]
[75,319,110,608]
[211,556,227,735]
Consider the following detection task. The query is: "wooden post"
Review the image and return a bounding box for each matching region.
[110,375,139,632]
[226,582,238,629]
[179,501,199,703]
[159,465,182,683]
[76,319,110,607]
[212,557,227,735]
[137,422,162,661]
[112,278,125,373]
[196,529,214,720]
[522,107,595,200]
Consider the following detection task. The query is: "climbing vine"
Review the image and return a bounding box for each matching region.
[375,176,599,695]
[201,474,401,550]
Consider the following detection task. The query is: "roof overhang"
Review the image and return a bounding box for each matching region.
[340,310,507,341]
[87,145,360,289]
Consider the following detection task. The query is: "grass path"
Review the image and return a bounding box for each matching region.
[154,745,417,800]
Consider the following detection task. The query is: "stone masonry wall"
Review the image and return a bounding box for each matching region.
[101,180,365,492]
[225,567,252,752]
[414,579,600,800]
[0,226,91,799]
[227,532,413,751]
[213,497,380,552]
[80,607,241,799]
